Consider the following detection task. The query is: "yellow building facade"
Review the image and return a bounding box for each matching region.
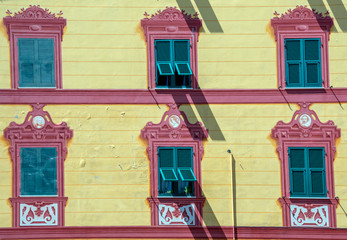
[0,0,347,239]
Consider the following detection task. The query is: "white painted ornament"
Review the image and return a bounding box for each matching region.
[299,114,312,128]
[32,116,45,129]
[168,115,181,128]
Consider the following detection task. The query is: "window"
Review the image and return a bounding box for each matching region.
[271,103,340,227]
[3,5,66,89]
[155,40,192,88]
[141,7,201,89]
[141,104,208,226]
[158,147,196,196]
[271,6,333,89]
[285,39,321,88]
[4,104,73,227]
[289,147,326,197]
[20,147,57,196]
[18,38,56,88]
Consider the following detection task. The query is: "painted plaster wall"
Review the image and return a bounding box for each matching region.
[0,0,346,89]
[0,103,347,228]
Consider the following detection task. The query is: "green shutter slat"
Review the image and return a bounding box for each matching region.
[156,40,171,61]
[160,168,178,181]
[38,39,55,87]
[308,148,326,196]
[157,63,174,75]
[289,148,305,168]
[178,168,197,182]
[305,40,319,60]
[158,148,174,167]
[304,39,321,87]
[174,40,189,62]
[175,63,192,75]
[18,39,36,87]
[286,40,301,60]
[177,148,192,167]
[291,170,306,195]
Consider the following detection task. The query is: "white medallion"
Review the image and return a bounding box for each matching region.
[299,114,312,128]
[32,116,45,129]
[168,115,181,128]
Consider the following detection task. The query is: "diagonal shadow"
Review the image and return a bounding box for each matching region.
[194,0,223,33]
[176,0,223,33]
[326,0,347,32]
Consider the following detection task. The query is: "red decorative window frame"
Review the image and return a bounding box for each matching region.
[4,104,73,227]
[141,7,202,89]
[141,104,208,226]
[271,6,333,89]
[3,5,66,89]
[271,102,340,227]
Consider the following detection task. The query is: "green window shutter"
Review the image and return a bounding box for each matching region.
[285,39,303,87]
[174,40,192,76]
[18,38,55,88]
[38,39,55,87]
[158,148,178,181]
[177,148,196,182]
[18,39,36,87]
[304,39,321,87]
[308,148,326,196]
[289,148,307,196]
[20,147,57,195]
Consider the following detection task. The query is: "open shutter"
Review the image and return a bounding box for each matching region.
[40,148,57,195]
[304,39,321,87]
[158,148,178,181]
[174,40,192,76]
[289,148,307,196]
[21,148,39,195]
[308,148,326,196]
[18,39,36,87]
[38,39,55,87]
[285,39,303,87]
[177,148,196,182]
[155,40,174,76]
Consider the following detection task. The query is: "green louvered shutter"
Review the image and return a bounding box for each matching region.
[38,39,55,87]
[21,147,57,195]
[285,39,303,87]
[18,38,55,88]
[158,148,178,181]
[289,148,306,196]
[18,39,36,87]
[308,148,326,196]
[177,148,196,181]
[304,39,321,87]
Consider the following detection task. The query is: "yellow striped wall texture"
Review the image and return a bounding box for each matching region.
[0,0,347,229]
[0,0,346,89]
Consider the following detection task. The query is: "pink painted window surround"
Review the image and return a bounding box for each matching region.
[141,104,208,226]
[4,104,73,227]
[141,7,202,89]
[3,5,66,89]
[271,6,333,89]
[271,103,340,227]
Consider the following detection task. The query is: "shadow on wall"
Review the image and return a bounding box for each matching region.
[308,0,347,32]
[176,0,223,33]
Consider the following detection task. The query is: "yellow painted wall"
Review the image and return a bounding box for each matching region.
[0,0,346,89]
[0,0,346,231]
[0,103,346,228]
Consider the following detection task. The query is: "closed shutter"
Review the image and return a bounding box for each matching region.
[20,147,57,195]
[18,38,55,88]
[285,39,303,87]
[308,148,326,196]
[289,148,306,196]
[304,39,321,87]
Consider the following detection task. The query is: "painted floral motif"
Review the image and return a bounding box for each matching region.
[20,203,58,226]
[272,5,330,20]
[159,203,195,225]
[290,204,329,227]
[6,5,63,19]
[143,6,199,21]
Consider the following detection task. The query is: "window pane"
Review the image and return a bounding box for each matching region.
[288,64,300,84]
[159,149,174,167]
[38,39,54,60]
[157,63,174,75]
[286,40,301,60]
[292,170,305,195]
[305,40,319,60]
[21,63,34,83]
[40,63,54,85]
[177,148,192,167]
[290,149,305,168]
[306,63,319,84]
[160,169,178,181]
[309,148,324,168]
[18,39,35,60]
[174,41,189,61]
[178,168,196,181]
[176,63,192,75]
[311,171,325,194]
[156,41,171,61]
